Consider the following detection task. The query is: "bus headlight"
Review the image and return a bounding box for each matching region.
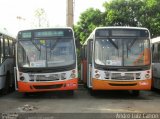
[70,73,76,78]
[61,73,66,80]
[20,76,25,81]
[19,72,25,81]
[95,74,100,79]
[145,74,150,79]
[70,70,76,79]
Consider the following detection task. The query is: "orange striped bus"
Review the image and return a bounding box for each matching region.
[14,28,78,95]
[81,27,151,96]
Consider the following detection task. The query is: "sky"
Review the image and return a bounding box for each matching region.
[0,0,108,36]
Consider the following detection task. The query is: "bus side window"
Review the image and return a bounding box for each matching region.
[0,35,2,63]
[152,44,154,63]
[87,39,93,64]
[158,43,160,63]
[4,38,10,57]
[153,43,158,63]
[9,39,13,56]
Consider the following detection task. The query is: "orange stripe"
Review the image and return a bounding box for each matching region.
[92,78,151,90]
[17,78,78,92]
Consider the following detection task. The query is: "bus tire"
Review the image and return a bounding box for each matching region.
[83,83,87,88]
[67,90,74,96]
[2,73,10,95]
[132,90,140,96]
[88,88,97,96]
[23,92,33,97]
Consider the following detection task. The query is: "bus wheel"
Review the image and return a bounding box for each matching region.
[88,88,97,96]
[67,90,74,96]
[23,92,33,97]
[132,90,140,96]
[2,73,10,95]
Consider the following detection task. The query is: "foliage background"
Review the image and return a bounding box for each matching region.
[74,0,160,44]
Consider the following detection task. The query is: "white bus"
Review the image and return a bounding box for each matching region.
[81,27,152,96]
[15,28,78,94]
[151,37,160,89]
[0,28,16,94]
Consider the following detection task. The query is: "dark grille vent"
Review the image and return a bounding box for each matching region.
[111,73,134,80]
[33,84,63,89]
[109,83,137,86]
[29,74,60,82]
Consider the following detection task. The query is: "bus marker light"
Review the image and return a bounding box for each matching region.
[67,83,73,87]
[20,76,25,81]
[145,74,150,79]
[139,82,148,86]
[95,74,100,79]
[95,70,99,73]
[19,72,23,76]
[146,70,150,74]
[70,73,76,78]
[72,70,76,73]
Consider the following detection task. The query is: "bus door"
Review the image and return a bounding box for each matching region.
[14,67,18,90]
[87,39,93,88]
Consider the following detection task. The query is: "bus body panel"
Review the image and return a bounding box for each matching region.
[15,28,78,93]
[0,59,14,89]
[0,30,15,92]
[152,63,160,89]
[91,69,152,90]
[82,27,152,92]
[152,77,160,89]
[152,37,160,89]
[17,78,78,92]
[92,79,151,90]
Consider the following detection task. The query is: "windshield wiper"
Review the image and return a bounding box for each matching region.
[51,38,60,50]
[108,38,118,49]
[31,40,40,51]
[127,39,136,51]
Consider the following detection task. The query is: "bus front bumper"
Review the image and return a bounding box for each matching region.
[92,78,151,90]
[17,78,78,92]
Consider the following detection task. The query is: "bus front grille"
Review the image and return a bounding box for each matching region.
[29,74,60,82]
[111,73,134,81]
[33,84,63,89]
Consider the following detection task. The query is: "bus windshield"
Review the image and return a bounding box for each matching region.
[17,38,75,68]
[95,38,150,66]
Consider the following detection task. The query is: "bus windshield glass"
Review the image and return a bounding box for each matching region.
[95,38,150,66]
[17,38,75,68]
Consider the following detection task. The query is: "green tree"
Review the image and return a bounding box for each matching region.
[138,0,160,37]
[74,8,104,44]
[103,0,160,37]
[103,0,143,26]
[74,0,160,44]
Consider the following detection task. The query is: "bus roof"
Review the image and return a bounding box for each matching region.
[17,27,75,39]
[94,26,149,30]
[18,27,73,33]
[151,37,160,43]
[83,26,149,45]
